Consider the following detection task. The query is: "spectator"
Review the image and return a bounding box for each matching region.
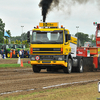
[19,50,22,58]
[22,50,24,58]
[1,49,3,55]
[15,49,18,58]
[10,49,12,58]
[27,50,30,58]
[12,49,15,58]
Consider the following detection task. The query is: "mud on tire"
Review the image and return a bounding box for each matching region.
[77,59,83,73]
[63,59,72,74]
[32,65,41,73]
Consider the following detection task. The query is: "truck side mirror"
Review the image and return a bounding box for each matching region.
[68,34,71,40]
[65,34,71,42]
[27,31,30,43]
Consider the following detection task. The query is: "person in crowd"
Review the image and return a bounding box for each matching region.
[27,50,30,58]
[10,49,12,58]
[15,49,18,58]
[1,49,3,56]
[22,50,24,58]
[19,50,22,58]
[12,49,15,58]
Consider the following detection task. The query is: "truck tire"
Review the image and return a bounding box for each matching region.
[32,65,41,73]
[47,68,52,72]
[77,59,83,73]
[63,59,72,73]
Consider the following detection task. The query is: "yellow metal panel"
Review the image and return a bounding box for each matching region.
[62,43,71,55]
[70,36,77,44]
[30,44,62,48]
[39,22,58,27]
[89,48,98,54]
[33,51,61,52]
[31,60,67,67]
[98,48,100,54]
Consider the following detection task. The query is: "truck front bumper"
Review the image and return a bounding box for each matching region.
[30,60,67,67]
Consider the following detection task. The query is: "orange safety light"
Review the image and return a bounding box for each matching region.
[61,25,63,28]
[37,25,39,28]
[31,48,33,54]
[61,48,63,53]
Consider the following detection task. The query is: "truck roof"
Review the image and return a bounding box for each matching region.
[32,22,70,33]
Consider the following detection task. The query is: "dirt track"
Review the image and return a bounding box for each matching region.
[0,67,100,97]
[0,58,100,97]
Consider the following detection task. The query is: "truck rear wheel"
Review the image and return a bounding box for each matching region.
[32,65,41,73]
[63,59,72,73]
[77,59,83,73]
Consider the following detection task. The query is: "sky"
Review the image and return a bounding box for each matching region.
[0,0,100,37]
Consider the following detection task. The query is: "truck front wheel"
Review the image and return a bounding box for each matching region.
[63,59,72,74]
[32,65,41,73]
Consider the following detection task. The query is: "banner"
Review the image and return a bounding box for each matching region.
[4,31,10,37]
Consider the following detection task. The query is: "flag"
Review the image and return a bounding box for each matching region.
[4,31,10,37]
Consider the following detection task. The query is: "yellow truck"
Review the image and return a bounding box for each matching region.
[27,22,83,73]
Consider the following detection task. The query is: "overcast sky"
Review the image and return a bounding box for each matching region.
[0,0,100,37]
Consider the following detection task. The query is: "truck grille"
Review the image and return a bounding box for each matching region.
[33,52,61,54]
[33,48,61,54]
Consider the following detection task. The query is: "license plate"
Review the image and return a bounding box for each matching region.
[42,61,51,63]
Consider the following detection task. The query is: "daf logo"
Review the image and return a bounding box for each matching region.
[43,23,53,27]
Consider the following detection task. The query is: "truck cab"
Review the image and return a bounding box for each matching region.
[27,22,82,73]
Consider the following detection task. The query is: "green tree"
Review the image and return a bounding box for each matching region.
[15,40,18,44]
[21,32,27,41]
[0,18,5,43]
[90,34,96,46]
[4,39,8,44]
[75,32,90,46]
[11,36,21,42]
[90,34,94,41]
[11,41,15,44]
[18,40,21,44]
[22,40,29,48]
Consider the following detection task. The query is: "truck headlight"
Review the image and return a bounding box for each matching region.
[58,57,63,60]
[31,57,35,60]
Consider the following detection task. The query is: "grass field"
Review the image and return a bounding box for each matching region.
[0,63,31,68]
[0,82,100,100]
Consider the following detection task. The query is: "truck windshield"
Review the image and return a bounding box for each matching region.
[32,31,63,44]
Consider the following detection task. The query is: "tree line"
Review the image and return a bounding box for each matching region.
[0,18,29,48]
[75,32,96,46]
[0,18,96,47]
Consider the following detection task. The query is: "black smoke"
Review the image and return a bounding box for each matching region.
[39,0,95,22]
[39,0,59,22]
